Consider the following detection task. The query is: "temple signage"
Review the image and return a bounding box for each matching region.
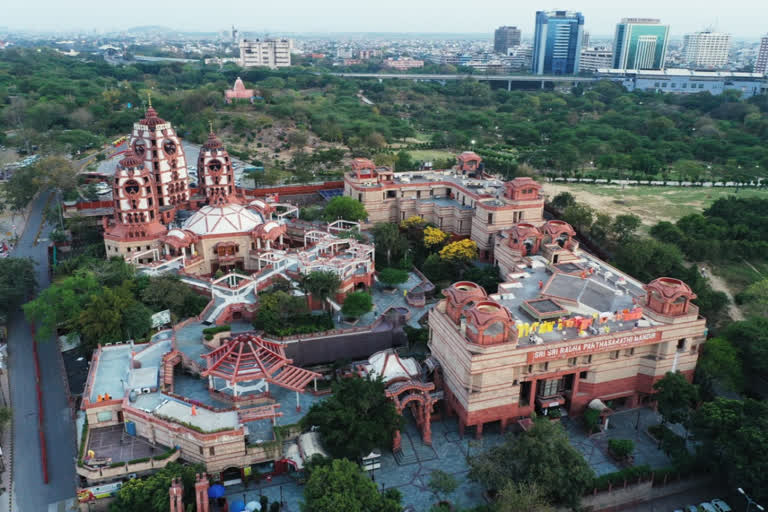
[527,330,662,363]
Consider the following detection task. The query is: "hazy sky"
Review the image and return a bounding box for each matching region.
[5,0,768,38]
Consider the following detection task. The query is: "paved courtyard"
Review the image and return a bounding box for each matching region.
[221,407,676,512]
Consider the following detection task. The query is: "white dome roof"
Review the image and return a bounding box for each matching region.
[182,204,264,236]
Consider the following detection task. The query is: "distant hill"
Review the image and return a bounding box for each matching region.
[124,26,174,34]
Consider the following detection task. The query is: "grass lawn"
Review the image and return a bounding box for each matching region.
[407,149,456,163]
[542,183,768,227]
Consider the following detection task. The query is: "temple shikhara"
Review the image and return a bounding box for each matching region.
[78,104,707,498]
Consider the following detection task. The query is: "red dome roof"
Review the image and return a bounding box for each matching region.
[139,106,166,128]
[645,277,696,301]
[119,152,144,169]
[203,130,224,150]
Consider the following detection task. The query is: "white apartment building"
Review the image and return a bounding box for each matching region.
[756,36,768,75]
[682,32,731,69]
[580,48,613,72]
[239,39,292,68]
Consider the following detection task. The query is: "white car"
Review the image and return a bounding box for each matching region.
[698,503,717,512]
[710,499,732,512]
[95,182,111,195]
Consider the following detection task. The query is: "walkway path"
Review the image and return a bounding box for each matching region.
[702,266,745,321]
[6,191,77,511]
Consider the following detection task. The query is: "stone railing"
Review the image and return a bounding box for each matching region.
[77,448,180,481]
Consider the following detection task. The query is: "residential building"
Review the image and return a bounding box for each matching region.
[682,31,732,69]
[382,57,424,70]
[494,26,522,54]
[429,218,708,437]
[343,154,544,260]
[580,48,613,72]
[756,35,768,75]
[532,10,585,75]
[612,18,669,70]
[239,38,291,68]
[596,68,766,98]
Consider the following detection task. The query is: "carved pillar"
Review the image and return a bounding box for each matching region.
[169,477,183,512]
[422,403,432,445]
[195,473,210,512]
[392,429,402,452]
[475,422,484,440]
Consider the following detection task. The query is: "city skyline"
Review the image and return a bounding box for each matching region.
[3,0,768,38]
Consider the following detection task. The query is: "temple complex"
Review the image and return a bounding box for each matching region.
[224,77,256,104]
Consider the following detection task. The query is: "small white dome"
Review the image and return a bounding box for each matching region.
[183,204,264,236]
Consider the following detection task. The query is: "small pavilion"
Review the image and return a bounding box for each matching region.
[201,333,321,410]
[224,77,255,103]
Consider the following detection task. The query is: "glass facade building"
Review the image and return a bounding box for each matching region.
[612,18,669,70]
[532,10,585,75]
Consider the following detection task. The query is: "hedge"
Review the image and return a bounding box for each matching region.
[203,325,231,340]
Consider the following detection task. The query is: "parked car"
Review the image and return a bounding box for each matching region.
[698,503,717,512]
[710,499,732,512]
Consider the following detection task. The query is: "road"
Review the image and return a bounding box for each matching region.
[7,190,76,511]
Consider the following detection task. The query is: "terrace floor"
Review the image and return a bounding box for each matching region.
[87,424,164,463]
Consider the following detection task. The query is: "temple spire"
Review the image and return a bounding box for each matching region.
[147,91,152,108]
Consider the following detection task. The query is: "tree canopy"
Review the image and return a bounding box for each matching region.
[110,462,204,512]
[322,196,368,222]
[301,458,402,512]
[0,257,36,318]
[341,291,373,318]
[653,371,699,427]
[301,376,403,460]
[469,418,594,507]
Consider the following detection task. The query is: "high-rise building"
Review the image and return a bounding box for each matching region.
[682,31,732,69]
[494,26,522,54]
[612,18,669,70]
[239,38,292,68]
[582,31,590,49]
[532,10,585,75]
[757,36,768,75]
[580,48,613,71]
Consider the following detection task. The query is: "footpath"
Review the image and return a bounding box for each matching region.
[0,367,16,512]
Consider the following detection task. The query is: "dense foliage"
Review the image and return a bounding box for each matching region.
[468,418,594,507]
[301,376,403,460]
[0,257,36,319]
[301,458,402,512]
[341,291,373,319]
[253,289,334,337]
[110,462,204,512]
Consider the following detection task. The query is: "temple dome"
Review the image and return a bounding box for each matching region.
[182,203,265,236]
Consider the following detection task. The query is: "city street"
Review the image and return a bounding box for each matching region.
[6,190,76,511]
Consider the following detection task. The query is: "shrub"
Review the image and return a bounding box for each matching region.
[608,439,634,459]
[128,457,151,464]
[592,465,653,491]
[583,407,601,433]
[203,324,231,340]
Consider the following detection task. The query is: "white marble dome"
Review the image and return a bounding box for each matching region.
[182,204,265,236]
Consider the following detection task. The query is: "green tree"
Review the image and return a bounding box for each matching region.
[301,271,341,310]
[428,470,458,502]
[469,418,593,507]
[301,376,403,460]
[496,481,555,512]
[653,371,699,428]
[561,203,594,233]
[611,214,641,244]
[110,462,204,512]
[0,258,36,317]
[341,292,373,319]
[395,150,415,171]
[23,270,101,340]
[322,196,368,222]
[301,458,402,512]
[140,275,209,319]
[371,223,408,267]
[589,212,613,245]
[696,337,743,395]
[0,407,12,428]
[690,398,768,503]
[2,166,38,214]
[377,267,409,288]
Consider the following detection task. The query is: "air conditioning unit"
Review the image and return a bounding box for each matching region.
[141,387,151,394]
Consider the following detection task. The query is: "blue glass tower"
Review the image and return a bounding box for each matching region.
[532,10,585,75]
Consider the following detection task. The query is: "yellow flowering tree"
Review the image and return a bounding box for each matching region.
[400,216,425,230]
[423,226,449,249]
[439,239,478,263]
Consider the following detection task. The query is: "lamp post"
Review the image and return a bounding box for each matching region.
[470,139,476,151]
[738,487,765,512]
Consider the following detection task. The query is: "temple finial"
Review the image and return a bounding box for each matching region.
[209,120,214,134]
[147,91,152,108]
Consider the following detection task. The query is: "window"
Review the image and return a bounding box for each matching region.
[662,82,667,88]
[522,364,532,374]
[537,362,549,372]
[677,339,686,352]
[416,191,421,199]
[538,378,561,397]
[199,446,204,455]
[610,350,620,359]
[625,347,635,357]
[358,193,362,202]
[581,354,592,364]
[487,213,493,224]
[568,357,577,366]
[579,371,588,379]
[209,447,215,456]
